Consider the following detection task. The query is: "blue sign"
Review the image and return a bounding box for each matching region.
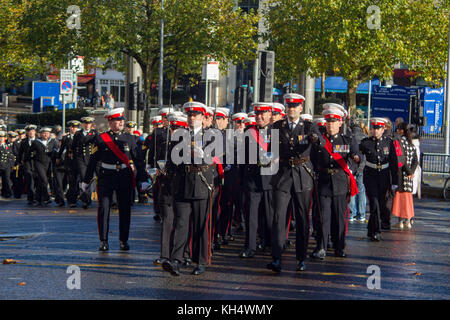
[371,85,444,133]
[32,81,75,113]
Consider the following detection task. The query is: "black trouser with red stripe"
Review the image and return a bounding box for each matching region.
[97,168,133,242]
[171,199,210,265]
[272,188,311,262]
[317,194,348,252]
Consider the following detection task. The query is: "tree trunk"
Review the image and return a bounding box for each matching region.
[142,63,152,134]
[346,82,358,118]
[321,72,326,99]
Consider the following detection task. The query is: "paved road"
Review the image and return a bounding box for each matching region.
[0,197,449,300]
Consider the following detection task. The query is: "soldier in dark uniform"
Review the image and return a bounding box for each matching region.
[73,117,97,209]
[144,115,169,219]
[55,120,80,207]
[271,103,285,124]
[11,130,24,198]
[239,102,274,259]
[210,107,229,250]
[31,127,58,206]
[81,108,147,251]
[19,125,38,205]
[267,93,314,273]
[359,118,398,241]
[153,114,187,265]
[310,104,361,260]
[229,113,247,233]
[162,102,215,276]
[0,131,13,198]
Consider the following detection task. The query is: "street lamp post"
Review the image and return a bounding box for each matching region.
[159,0,164,109]
[445,14,450,155]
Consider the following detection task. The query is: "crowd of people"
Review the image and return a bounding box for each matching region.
[0,93,420,276]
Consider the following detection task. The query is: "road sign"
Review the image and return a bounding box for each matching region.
[60,69,73,94]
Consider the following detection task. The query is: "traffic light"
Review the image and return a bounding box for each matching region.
[128,82,137,110]
[138,92,147,111]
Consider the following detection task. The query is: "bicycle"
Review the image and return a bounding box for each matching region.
[444,176,450,201]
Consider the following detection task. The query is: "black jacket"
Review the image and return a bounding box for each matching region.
[270,118,314,193]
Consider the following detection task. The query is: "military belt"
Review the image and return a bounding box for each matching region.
[319,168,343,175]
[281,156,310,167]
[366,162,389,170]
[184,164,212,173]
[101,163,127,171]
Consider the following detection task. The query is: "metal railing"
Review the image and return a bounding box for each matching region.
[418,125,447,140]
[420,153,450,176]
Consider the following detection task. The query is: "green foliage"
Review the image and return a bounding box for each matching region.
[264,0,450,109]
[16,109,89,127]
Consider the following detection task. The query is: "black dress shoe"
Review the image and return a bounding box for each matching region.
[162,260,180,276]
[44,199,52,205]
[98,241,109,251]
[266,259,282,273]
[335,250,347,258]
[256,242,266,251]
[371,233,381,242]
[296,261,306,271]
[239,248,255,258]
[153,257,167,265]
[120,241,130,251]
[192,265,206,275]
[182,258,192,267]
[153,214,161,222]
[82,203,88,209]
[69,203,77,208]
[310,248,326,260]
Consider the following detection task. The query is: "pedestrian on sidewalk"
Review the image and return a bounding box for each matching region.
[392,122,418,230]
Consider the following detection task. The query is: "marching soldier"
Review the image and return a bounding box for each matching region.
[11,130,25,198]
[81,108,147,251]
[153,114,187,265]
[19,124,38,205]
[0,131,13,198]
[310,104,361,260]
[268,93,313,273]
[162,102,215,276]
[144,115,169,220]
[271,103,285,123]
[359,118,398,241]
[73,116,97,209]
[55,120,80,207]
[240,102,274,259]
[31,127,58,206]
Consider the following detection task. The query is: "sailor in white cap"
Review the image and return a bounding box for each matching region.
[163,100,215,276]
[0,130,13,198]
[214,107,230,130]
[31,126,58,206]
[239,102,274,259]
[267,91,314,273]
[19,124,38,204]
[232,112,247,131]
[55,120,81,207]
[203,107,214,129]
[283,93,306,106]
[310,105,361,260]
[271,103,285,123]
[80,107,147,252]
[359,117,398,241]
[72,113,98,209]
[158,107,172,128]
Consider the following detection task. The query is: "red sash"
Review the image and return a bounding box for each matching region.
[212,156,224,181]
[249,126,268,152]
[100,132,136,188]
[322,134,358,197]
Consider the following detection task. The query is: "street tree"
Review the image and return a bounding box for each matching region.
[263,0,450,114]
